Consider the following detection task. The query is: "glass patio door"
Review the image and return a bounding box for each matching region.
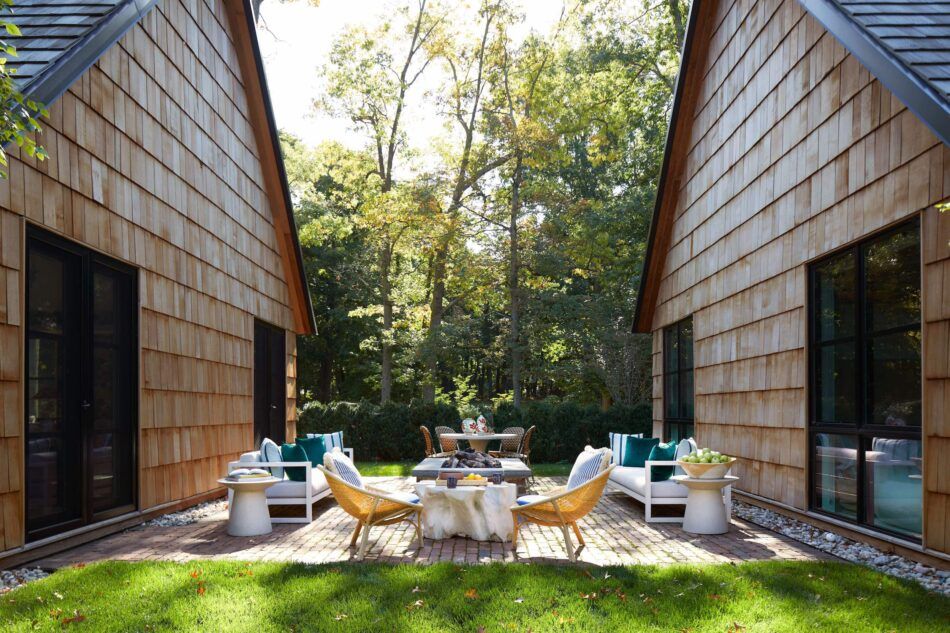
[25,228,137,541]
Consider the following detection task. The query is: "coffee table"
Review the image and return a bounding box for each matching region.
[414,481,517,541]
[218,477,281,536]
[672,475,738,535]
[412,457,532,492]
[438,432,518,453]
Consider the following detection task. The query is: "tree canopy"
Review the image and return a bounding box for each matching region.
[281,0,689,409]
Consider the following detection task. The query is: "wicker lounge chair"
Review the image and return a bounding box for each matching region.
[510,464,615,562]
[318,465,423,561]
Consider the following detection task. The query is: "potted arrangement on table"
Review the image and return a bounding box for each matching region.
[677,448,736,479]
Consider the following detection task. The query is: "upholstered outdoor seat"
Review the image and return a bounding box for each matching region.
[609,466,687,499]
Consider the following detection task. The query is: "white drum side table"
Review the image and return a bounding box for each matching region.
[218,477,280,536]
[672,475,738,535]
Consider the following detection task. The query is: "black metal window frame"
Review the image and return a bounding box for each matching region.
[807,217,921,542]
[663,316,694,442]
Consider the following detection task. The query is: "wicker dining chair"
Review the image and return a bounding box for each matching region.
[434,426,459,453]
[420,426,454,458]
[318,465,423,561]
[510,464,615,562]
[519,425,536,467]
[489,427,525,458]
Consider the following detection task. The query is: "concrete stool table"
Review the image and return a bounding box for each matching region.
[218,477,280,536]
[672,475,738,535]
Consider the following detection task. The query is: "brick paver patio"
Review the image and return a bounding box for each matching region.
[33,476,828,568]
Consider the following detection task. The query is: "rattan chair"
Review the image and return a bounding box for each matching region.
[420,426,454,458]
[519,425,536,467]
[489,426,525,458]
[434,426,459,453]
[510,464,615,562]
[317,465,423,560]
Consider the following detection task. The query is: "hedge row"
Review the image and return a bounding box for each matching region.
[297,400,652,463]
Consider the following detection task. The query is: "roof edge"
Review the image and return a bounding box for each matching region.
[235,0,316,334]
[22,0,159,107]
[799,0,950,147]
[632,0,704,333]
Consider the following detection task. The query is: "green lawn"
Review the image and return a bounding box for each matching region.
[357,461,572,477]
[1,561,945,632]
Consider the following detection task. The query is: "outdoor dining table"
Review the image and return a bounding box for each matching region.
[439,432,518,453]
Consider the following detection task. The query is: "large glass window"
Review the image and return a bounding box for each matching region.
[808,219,921,540]
[664,317,693,442]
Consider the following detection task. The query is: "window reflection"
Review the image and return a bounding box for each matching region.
[865,438,921,539]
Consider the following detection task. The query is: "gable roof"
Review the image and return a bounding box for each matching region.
[7,0,315,334]
[10,1,156,107]
[800,0,950,146]
[633,0,950,333]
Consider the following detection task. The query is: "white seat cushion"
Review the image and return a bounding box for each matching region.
[265,470,329,499]
[385,490,420,505]
[610,466,687,499]
[516,494,549,506]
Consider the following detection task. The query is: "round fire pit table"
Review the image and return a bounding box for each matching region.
[671,475,738,535]
[218,477,281,536]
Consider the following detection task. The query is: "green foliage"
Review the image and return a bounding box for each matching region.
[1,560,945,632]
[298,398,648,462]
[0,1,48,177]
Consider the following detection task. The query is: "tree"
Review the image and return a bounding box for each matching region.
[321,0,444,403]
[0,1,48,177]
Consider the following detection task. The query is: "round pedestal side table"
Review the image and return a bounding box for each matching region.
[671,475,738,535]
[218,477,280,537]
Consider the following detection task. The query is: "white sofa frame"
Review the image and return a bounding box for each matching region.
[227,448,354,524]
[609,459,732,524]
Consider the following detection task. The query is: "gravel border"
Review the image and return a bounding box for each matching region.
[734,500,949,595]
[139,499,228,528]
[1,567,49,594]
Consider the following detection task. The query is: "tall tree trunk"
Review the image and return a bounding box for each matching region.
[422,242,447,403]
[379,242,393,404]
[317,354,334,403]
[667,0,685,50]
[508,155,524,409]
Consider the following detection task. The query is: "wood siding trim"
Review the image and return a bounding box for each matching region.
[633,0,717,333]
[223,0,314,335]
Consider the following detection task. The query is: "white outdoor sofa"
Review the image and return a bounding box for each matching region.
[607,437,731,524]
[227,447,354,524]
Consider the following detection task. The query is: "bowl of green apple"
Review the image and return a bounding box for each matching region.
[677,448,735,479]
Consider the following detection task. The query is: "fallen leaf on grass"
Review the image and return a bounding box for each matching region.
[406,599,425,611]
[411,586,425,593]
[196,582,206,596]
[726,622,745,632]
[48,608,63,618]
[513,597,524,604]
[61,611,86,626]
[333,614,348,621]
[464,588,479,600]
[580,592,598,601]
[72,563,86,569]
[53,592,63,600]
[707,594,723,601]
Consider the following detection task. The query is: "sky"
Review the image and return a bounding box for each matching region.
[255,0,566,150]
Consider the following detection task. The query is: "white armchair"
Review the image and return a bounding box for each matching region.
[227,448,354,523]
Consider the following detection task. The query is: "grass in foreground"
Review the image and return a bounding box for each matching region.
[0,561,945,632]
[357,461,572,477]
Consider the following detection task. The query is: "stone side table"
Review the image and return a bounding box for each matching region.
[672,475,738,535]
[414,481,518,541]
[218,477,280,536]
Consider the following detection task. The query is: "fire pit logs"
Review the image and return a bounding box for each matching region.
[441,449,502,469]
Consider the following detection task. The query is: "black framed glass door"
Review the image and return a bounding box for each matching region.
[26,228,137,541]
[254,319,286,447]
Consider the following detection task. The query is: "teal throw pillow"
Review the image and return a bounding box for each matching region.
[647,441,677,481]
[297,435,328,469]
[280,443,309,481]
[622,436,659,468]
